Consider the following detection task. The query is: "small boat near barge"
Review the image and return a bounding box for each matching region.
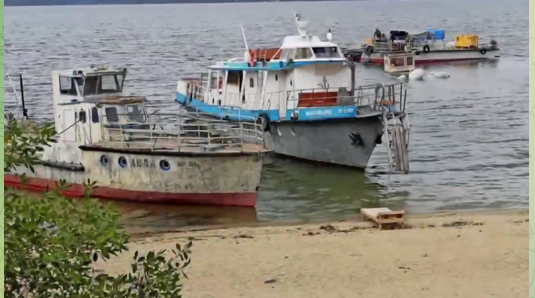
[345,28,500,65]
[384,52,415,75]
[175,14,411,173]
[5,65,268,207]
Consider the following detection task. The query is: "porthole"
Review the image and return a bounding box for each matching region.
[118,156,128,168]
[160,160,171,171]
[100,155,109,166]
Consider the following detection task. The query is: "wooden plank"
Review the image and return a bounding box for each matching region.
[361,207,405,229]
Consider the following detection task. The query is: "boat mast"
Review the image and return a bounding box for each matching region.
[294,13,309,38]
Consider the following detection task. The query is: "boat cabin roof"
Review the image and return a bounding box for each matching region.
[83,95,146,105]
[54,65,127,78]
[207,36,345,71]
[279,35,338,50]
[60,95,146,107]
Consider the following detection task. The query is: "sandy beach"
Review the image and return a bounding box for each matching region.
[97,209,528,298]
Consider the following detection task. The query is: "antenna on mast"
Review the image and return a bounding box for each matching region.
[241,25,251,62]
[241,25,250,52]
[294,12,309,38]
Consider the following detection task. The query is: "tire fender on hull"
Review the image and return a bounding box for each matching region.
[257,113,271,132]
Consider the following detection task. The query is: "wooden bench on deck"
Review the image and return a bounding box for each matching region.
[297,92,339,108]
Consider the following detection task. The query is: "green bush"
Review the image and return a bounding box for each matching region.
[4,119,192,297]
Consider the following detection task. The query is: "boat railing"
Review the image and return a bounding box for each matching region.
[363,41,406,52]
[354,82,408,114]
[283,83,407,115]
[196,84,285,112]
[98,111,265,153]
[285,87,357,110]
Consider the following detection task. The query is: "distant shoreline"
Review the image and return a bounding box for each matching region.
[5,0,354,6]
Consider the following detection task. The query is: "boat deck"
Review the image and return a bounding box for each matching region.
[83,139,268,155]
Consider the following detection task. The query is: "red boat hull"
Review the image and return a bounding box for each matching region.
[4,174,256,207]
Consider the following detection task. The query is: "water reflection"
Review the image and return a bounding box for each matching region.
[112,154,408,234]
[110,200,258,234]
[256,155,407,222]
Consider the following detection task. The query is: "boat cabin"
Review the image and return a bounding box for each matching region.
[384,52,415,74]
[50,65,149,162]
[176,14,357,121]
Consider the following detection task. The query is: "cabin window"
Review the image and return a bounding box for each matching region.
[59,76,79,96]
[83,76,99,96]
[101,75,119,92]
[91,107,99,123]
[275,74,278,81]
[391,58,405,66]
[295,48,313,59]
[227,72,241,85]
[127,104,145,122]
[78,110,87,123]
[281,49,297,60]
[312,47,340,59]
[249,78,254,88]
[407,57,414,65]
[105,107,119,123]
[83,74,124,96]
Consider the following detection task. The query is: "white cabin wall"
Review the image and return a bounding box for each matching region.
[285,70,297,110]
[292,66,318,91]
[293,65,352,91]
[223,84,241,107]
[243,72,262,110]
[43,102,95,164]
[262,71,286,110]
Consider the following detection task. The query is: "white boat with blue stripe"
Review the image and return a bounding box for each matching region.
[176,13,412,173]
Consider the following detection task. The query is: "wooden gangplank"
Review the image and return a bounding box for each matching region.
[361,207,405,230]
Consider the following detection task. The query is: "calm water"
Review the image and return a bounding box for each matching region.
[5,0,529,232]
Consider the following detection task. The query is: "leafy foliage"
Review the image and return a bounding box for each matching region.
[4,119,56,174]
[4,119,192,297]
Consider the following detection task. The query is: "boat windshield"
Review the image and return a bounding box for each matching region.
[126,104,146,123]
[83,73,125,96]
[312,47,340,59]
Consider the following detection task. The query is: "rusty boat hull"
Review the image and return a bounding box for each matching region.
[6,147,265,207]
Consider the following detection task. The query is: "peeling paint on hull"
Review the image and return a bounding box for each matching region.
[7,151,264,207]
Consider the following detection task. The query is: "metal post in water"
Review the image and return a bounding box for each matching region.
[20,74,28,120]
[349,61,356,96]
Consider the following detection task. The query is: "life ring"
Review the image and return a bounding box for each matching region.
[257,113,270,132]
[365,45,374,56]
[423,45,430,53]
[480,48,487,55]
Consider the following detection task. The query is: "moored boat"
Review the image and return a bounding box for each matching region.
[384,52,415,75]
[5,65,268,207]
[175,14,411,173]
[345,28,500,65]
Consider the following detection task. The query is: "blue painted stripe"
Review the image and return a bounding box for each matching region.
[177,93,359,122]
[176,93,280,122]
[285,106,357,121]
[208,59,346,71]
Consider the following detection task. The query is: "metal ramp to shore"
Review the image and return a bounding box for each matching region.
[383,112,410,174]
[355,82,411,174]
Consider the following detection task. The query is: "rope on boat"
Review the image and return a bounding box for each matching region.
[56,119,82,136]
